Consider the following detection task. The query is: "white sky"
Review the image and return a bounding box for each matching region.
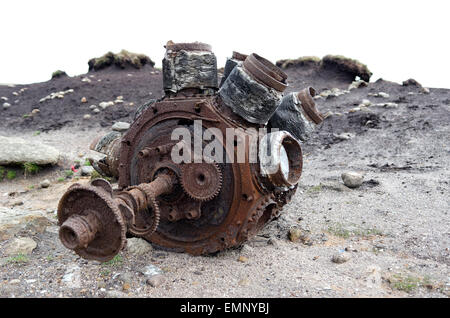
[0,0,449,88]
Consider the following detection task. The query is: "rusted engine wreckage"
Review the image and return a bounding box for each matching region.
[57,42,324,261]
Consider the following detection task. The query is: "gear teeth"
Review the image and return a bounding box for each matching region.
[180,163,223,201]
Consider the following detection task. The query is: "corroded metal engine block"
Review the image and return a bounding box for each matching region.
[57,41,323,261]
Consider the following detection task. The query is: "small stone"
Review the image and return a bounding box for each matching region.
[80,166,94,176]
[40,179,51,188]
[146,274,165,287]
[377,92,389,98]
[384,102,398,108]
[12,92,19,96]
[238,256,248,263]
[288,227,302,242]
[141,264,163,277]
[31,109,40,114]
[1,97,8,101]
[4,237,37,256]
[89,104,97,110]
[122,282,131,291]
[116,96,123,100]
[332,252,351,264]
[112,122,130,132]
[114,99,124,104]
[402,78,422,87]
[348,80,368,90]
[62,264,82,288]
[9,279,21,285]
[334,132,354,140]
[11,200,24,207]
[83,114,91,120]
[106,290,129,298]
[421,87,430,94]
[81,97,87,103]
[3,102,11,109]
[92,108,100,113]
[341,172,364,188]
[361,99,372,107]
[238,278,250,286]
[99,101,114,109]
[349,107,360,113]
[126,237,153,256]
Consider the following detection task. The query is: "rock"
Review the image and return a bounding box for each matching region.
[3,102,11,109]
[334,132,354,140]
[118,273,133,285]
[1,97,8,101]
[341,172,364,188]
[141,264,163,278]
[116,96,123,100]
[39,179,51,188]
[89,105,97,110]
[83,114,91,120]
[112,122,130,132]
[348,80,368,90]
[238,278,250,286]
[106,290,129,298]
[81,97,87,103]
[288,227,302,242]
[384,102,398,108]
[9,279,20,285]
[332,252,352,264]
[349,107,361,113]
[146,274,165,287]
[361,99,372,107]
[4,237,37,256]
[238,256,248,263]
[421,87,430,94]
[80,166,94,176]
[114,99,124,104]
[373,102,398,108]
[62,264,82,288]
[92,108,100,114]
[10,200,23,207]
[0,207,52,240]
[99,101,114,109]
[0,136,60,165]
[377,92,389,98]
[402,78,422,87]
[31,109,40,114]
[126,237,153,256]
[122,282,131,291]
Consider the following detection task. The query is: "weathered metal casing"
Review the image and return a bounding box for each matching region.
[219,51,248,87]
[162,42,218,94]
[219,53,288,124]
[269,87,324,142]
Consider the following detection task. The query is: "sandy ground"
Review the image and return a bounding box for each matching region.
[0,64,449,298]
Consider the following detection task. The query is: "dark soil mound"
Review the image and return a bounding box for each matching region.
[88,50,155,71]
[277,55,372,92]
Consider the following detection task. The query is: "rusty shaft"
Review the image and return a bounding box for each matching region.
[59,173,175,254]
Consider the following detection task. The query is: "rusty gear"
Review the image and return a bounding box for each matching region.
[180,163,223,201]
